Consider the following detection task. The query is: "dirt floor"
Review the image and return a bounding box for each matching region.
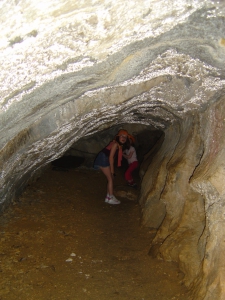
[0,165,191,300]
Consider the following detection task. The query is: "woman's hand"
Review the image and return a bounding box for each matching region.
[123,153,128,159]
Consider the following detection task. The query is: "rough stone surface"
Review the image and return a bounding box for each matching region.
[1,1,225,299]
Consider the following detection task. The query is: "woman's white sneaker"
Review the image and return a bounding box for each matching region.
[105,195,120,205]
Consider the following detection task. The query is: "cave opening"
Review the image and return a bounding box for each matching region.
[2,0,225,297]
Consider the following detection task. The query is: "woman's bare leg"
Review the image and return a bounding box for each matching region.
[100,166,113,195]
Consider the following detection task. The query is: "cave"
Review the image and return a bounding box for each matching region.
[1,0,225,299]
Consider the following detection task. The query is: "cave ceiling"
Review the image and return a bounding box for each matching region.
[1,0,225,208]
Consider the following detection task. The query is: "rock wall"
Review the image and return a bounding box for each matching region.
[1,0,225,299]
[139,98,225,298]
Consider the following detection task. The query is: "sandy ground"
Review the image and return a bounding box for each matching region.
[0,165,191,300]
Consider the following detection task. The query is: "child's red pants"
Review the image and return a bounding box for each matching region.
[125,161,139,182]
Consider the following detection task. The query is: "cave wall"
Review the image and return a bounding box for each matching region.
[139,97,225,298]
[1,1,225,299]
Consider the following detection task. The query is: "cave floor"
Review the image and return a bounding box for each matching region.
[0,166,190,300]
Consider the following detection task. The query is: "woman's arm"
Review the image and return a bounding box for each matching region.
[123,149,134,159]
[109,142,118,175]
[123,151,128,159]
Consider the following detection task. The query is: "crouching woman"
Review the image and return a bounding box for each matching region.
[93,129,130,204]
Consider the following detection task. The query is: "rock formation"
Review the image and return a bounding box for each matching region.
[1,0,225,298]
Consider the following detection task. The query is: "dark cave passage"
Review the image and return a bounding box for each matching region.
[51,124,164,171]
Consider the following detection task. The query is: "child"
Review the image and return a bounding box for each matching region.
[123,135,139,187]
[93,129,130,204]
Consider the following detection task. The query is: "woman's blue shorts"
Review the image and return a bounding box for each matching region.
[93,152,110,170]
